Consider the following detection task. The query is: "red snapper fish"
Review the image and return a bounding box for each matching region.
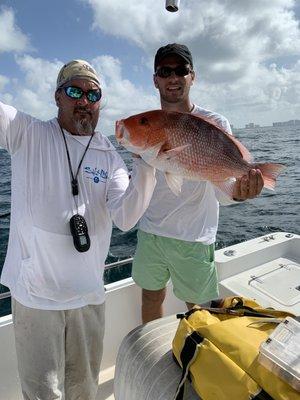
[115,110,284,198]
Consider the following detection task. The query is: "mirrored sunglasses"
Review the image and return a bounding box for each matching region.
[63,86,102,103]
[155,65,192,78]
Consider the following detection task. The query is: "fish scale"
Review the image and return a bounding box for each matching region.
[162,123,245,178]
[115,110,284,198]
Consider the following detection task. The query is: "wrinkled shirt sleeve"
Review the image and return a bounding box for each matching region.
[213,180,238,206]
[0,101,34,154]
[106,157,156,231]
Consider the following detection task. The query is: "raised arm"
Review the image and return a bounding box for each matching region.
[0,101,34,154]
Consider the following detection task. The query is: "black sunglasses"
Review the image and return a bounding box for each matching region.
[155,65,192,78]
[63,86,102,103]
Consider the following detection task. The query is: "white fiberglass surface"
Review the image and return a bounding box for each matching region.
[248,258,300,306]
[219,257,300,313]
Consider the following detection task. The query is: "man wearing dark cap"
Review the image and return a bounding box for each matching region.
[0,59,156,399]
[132,44,264,323]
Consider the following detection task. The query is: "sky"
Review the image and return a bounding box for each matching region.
[0,0,299,135]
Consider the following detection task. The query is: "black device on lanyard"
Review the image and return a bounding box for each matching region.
[60,126,94,252]
[69,213,90,252]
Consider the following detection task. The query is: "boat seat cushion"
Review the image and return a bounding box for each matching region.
[114,314,200,399]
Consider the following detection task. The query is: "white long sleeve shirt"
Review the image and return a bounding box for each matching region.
[138,105,236,244]
[0,102,156,309]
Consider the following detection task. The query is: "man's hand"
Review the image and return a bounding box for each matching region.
[233,169,264,201]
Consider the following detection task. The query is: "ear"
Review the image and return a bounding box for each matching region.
[55,89,61,107]
[190,70,195,86]
[153,74,159,89]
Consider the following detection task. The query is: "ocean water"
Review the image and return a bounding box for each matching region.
[0,125,299,316]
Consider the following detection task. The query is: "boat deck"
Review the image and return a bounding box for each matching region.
[1,232,299,400]
[97,367,115,400]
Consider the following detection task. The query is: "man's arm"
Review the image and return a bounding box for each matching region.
[106,156,156,231]
[0,101,34,154]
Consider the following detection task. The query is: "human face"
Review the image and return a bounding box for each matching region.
[153,55,195,107]
[55,78,101,136]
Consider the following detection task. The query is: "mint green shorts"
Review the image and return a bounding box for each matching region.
[132,230,219,304]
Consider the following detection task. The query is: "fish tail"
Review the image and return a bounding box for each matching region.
[255,163,285,190]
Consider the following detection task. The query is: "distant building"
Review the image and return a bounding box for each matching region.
[245,123,260,128]
[273,120,300,127]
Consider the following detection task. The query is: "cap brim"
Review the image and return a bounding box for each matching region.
[57,75,100,89]
[156,52,192,68]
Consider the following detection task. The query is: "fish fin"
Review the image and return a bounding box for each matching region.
[255,163,285,190]
[229,135,253,162]
[212,178,236,199]
[159,144,191,160]
[164,172,184,196]
[142,142,164,163]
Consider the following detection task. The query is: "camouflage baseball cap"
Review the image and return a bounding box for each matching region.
[56,59,100,89]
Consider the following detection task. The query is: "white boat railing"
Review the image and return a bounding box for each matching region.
[0,232,297,301]
[0,212,10,219]
[0,292,10,300]
[0,257,134,301]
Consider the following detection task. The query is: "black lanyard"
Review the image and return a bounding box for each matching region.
[60,126,94,197]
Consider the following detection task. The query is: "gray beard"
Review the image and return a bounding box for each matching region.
[74,119,94,136]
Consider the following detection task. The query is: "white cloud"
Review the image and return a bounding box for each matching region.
[0,8,31,53]
[16,55,62,93]
[92,55,159,134]
[11,55,61,120]
[0,74,10,91]
[86,0,300,69]
[84,0,300,127]
[1,54,158,135]
[194,60,300,127]
[2,0,299,131]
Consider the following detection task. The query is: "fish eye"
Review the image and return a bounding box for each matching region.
[140,117,148,125]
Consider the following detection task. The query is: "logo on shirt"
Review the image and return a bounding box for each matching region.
[84,166,108,183]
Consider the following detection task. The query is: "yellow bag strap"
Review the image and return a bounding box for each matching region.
[173,331,203,400]
[181,295,294,320]
[184,305,277,319]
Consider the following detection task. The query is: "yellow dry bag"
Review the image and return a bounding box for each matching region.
[172,297,299,400]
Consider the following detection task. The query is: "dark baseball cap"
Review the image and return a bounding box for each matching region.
[154,43,193,71]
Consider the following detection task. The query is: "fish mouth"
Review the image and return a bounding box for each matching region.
[115,120,126,143]
[115,121,134,149]
[115,121,143,154]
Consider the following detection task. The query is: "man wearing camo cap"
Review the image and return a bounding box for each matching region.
[57,59,101,87]
[0,60,157,399]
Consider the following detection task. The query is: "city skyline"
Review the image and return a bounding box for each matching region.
[243,119,300,129]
